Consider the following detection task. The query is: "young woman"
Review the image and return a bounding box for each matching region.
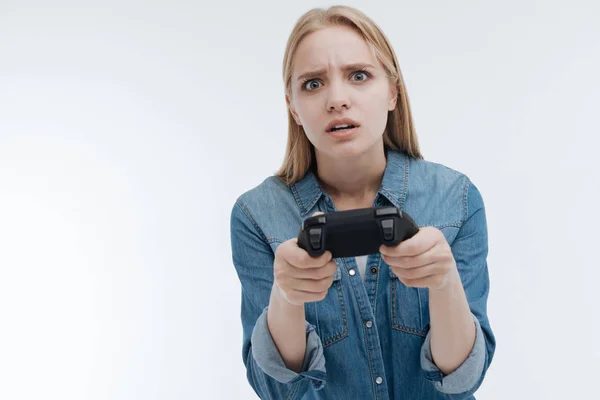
[230,5,495,399]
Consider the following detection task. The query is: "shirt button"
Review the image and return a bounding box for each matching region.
[370,267,378,274]
[349,269,356,276]
[365,320,373,328]
[375,376,383,384]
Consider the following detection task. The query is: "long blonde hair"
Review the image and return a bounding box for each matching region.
[275,5,423,185]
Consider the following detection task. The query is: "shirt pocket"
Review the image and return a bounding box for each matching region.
[386,224,460,337]
[304,263,349,348]
[388,267,430,337]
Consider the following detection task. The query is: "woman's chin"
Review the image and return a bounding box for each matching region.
[324,140,370,159]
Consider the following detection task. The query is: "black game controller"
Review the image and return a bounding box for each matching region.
[297,206,419,258]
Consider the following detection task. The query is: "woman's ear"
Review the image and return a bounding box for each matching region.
[285,93,302,125]
[388,84,398,111]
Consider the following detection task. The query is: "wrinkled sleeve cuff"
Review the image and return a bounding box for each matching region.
[420,314,486,395]
[250,306,327,388]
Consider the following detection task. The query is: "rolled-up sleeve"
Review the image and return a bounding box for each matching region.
[230,199,328,399]
[420,314,486,394]
[251,306,327,386]
[420,178,496,398]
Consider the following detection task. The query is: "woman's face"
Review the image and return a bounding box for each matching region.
[286,25,397,159]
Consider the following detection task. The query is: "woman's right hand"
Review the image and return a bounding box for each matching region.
[273,215,338,306]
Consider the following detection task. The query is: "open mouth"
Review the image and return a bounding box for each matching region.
[327,124,356,133]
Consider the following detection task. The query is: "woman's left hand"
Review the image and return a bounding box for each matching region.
[379,227,460,291]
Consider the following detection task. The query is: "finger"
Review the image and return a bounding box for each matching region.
[287,240,333,268]
[382,244,441,269]
[288,275,334,293]
[391,262,444,280]
[287,259,338,280]
[278,239,331,268]
[397,273,447,290]
[286,288,329,304]
[380,227,437,257]
[397,275,428,289]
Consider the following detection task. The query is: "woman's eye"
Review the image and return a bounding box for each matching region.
[352,71,369,81]
[303,80,321,91]
[302,71,369,91]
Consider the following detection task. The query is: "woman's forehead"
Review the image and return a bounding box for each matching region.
[292,27,378,76]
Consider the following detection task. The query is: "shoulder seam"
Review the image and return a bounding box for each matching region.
[461,175,471,225]
[290,182,305,213]
[235,199,269,244]
[401,153,410,207]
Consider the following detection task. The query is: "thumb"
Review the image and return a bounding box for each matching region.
[308,211,331,260]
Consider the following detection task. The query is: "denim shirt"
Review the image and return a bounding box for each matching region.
[230,149,496,399]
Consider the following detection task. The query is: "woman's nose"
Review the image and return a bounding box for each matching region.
[326,82,351,111]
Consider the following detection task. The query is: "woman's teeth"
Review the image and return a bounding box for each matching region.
[330,124,355,132]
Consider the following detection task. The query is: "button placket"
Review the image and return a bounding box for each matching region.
[340,257,385,394]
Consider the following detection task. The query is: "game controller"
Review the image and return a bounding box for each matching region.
[297,206,419,258]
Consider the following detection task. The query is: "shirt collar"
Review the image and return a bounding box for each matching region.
[289,149,409,216]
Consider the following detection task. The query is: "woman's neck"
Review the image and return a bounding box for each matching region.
[315,144,387,210]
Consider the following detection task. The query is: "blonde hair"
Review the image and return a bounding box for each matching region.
[275,5,423,185]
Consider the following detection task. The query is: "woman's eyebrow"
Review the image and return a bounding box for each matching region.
[296,63,376,81]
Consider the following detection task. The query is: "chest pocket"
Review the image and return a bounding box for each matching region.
[389,267,430,337]
[304,262,349,348]
[388,225,460,337]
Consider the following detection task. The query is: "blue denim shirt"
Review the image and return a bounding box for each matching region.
[230,149,495,399]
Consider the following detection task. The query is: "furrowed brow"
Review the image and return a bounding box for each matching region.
[296,63,376,81]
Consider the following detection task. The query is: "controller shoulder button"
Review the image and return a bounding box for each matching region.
[375,207,399,217]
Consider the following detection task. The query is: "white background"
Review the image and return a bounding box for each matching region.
[1,1,599,399]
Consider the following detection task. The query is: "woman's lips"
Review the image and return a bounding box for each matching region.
[326,126,359,139]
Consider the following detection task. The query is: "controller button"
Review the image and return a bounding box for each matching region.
[381,218,394,240]
[304,215,327,229]
[375,207,399,217]
[309,228,322,250]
